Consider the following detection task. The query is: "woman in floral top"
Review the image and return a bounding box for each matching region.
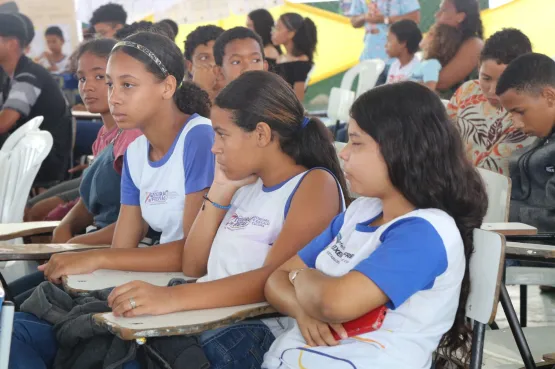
[448,28,535,175]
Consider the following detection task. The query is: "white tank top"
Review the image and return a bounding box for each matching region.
[125,115,212,244]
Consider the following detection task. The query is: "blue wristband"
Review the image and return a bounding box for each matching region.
[203,194,232,211]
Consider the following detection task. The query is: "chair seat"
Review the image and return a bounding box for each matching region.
[483,327,555,368]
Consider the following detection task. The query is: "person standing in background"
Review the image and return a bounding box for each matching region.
[35,26,69,74]
[349,0,421,85]
[89,3,127,39]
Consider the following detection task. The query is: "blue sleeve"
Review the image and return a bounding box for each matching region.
[299,212,345,268]
[422,60,442,83]
[349,0,365,16]
[183,124,215,195]
[399,0,421,14]
[120,152,140,206]
[353,217,448,309]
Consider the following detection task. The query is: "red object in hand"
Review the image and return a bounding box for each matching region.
[331,305,388,340]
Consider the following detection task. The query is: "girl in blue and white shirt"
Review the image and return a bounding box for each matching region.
[263,81,488,369]
[106,71,350,369]
[41,32,215,281]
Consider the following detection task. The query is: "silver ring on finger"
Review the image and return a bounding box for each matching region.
[129,297,137,309]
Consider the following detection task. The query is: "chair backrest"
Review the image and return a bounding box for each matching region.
[0,116,44,153]
[327,87,355,123]
[340,59,386,98]
[466,229,505,324]
[0,131,53,224]
[477,168,511,222]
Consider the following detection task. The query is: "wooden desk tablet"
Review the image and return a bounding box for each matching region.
[0,221,60,241]
[0,243,109,261]
[63,270,195,295]
[94,302,277,340]
[505,242,555,263]
[481,223,538,236]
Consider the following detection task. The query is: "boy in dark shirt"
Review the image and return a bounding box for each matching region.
[0,13,72,185]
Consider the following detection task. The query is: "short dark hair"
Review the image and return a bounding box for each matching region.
[184,25,224,62]
[496,53,555,96]
[112,31,211,118]
[77,38,117,61]
[158,19,178,40]
[389,19,422,54]
[0,13,28,48]
[213,27,264,66]
[480,28,532,65]
[90,3,127,26]
[114,21,167,40]
[45,26,64,41]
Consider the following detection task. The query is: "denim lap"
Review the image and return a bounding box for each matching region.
[200,323,275,369]
[8,313,57,369]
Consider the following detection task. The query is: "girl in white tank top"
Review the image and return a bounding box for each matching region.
[107,71,350,369]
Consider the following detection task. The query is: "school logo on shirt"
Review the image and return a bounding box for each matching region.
[225,213,270,231]
[326,233,355,264]
[144,190,179,205]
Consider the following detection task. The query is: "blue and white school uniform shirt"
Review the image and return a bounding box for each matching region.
[410,59,443,85]
[263,197,465,369]
[121,114,215,244]
[197,168,345,336]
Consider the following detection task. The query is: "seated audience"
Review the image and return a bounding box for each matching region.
[35,26,69,74]
[497,53,555,233]
[272,13,317,101]
[0,13,72,186]
[434,0,484,95]
[385,19,422,84]
[448,28,535,174]
[90,3,127,38]
[247,8,282,70]
[10,70,349,369]
[213,27,268,91]
[410,24,462,91]
[184,25,224,100]
[263,81,487,369]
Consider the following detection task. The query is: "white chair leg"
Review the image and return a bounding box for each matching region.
[0,301,15,369]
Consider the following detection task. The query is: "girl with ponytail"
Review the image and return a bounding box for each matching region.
[271,12,317,101]
[105,70,348,368]
[40,31,215,279]
[263,81,488,369]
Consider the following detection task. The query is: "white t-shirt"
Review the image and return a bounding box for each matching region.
[121,114,215,244]
[263,197,465,369]
[36,54,69,74]
[386,57,420,84]
[198,168,344,336]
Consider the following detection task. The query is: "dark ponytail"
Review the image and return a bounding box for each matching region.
[111,31,211,118]
[280,13,318,62]
[215,70,349,204]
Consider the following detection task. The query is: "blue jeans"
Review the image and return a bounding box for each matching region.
[8,271,45,306]
[8,314,273,369]
[7,313,140,369]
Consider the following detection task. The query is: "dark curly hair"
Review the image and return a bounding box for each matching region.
[112,32,211,118]
[350,81,488,365]
[45,26,64,41]
[184,25,224,62]
[480,28,532,65]
[425,24,463,66]
[114,21,170,40]
[158,19,178,41]
[215,71,350,205]
[279,13,317,62]
[213,27,264,66]
[90,3,127,27]
[76,38,116,61]
[451,0,484,40]
[496,53,555,96]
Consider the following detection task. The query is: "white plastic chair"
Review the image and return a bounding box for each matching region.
[340,59,386,98]
[441,99,450,108]
[477,168,511,223]
[466,229,506,369]
[304,65,316,91]
[0,116,44,153]
[0,287,14,369]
